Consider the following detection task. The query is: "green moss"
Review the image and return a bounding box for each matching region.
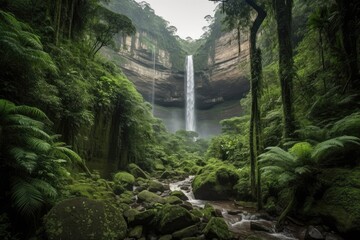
[148,180,165,193]
[118,191,134,204]
[170,190,188,201]
[164,196,183,205]
[157,204,196,234]
[44,198,127,240]
[114,171,135,190]
[128,225,143,238]
[203,217,232,240]
[137,190,165,204]
[172,224,198,239]
[128,163,149,179]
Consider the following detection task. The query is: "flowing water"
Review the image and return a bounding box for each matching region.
[151,47,156,114]
[185,55,195,131]
[170,176,303,240]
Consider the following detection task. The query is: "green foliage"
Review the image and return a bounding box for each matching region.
[0,99,83,218]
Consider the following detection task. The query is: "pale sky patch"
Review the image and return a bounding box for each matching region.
[135,0,219,40]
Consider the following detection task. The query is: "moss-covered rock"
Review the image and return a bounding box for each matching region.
[114,171,135,190]
[164,196,183,205]
[311,168,360,234]
[170,190,188,201]
[154,159,165,171]
[192,161,239,200]
[128,225,143,238]
[118,190,134,204]
[157,204,197,234]
[137,190,165,204]
[128,163,149,179]
[148,180,165,192]
[172,224,198,239]
[159,235,173,240]
[65,178,114,200]
[129,209,157,226]
[44,198,127,240]
[160,170,173,179]
[203,217,232,240]
[123,208,140,223]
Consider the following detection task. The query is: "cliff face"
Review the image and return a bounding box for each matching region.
[108,29,250,110]
[196,29,250,109]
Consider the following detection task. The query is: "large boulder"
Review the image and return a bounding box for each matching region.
[44,198,127,240]
[157,204,198,234]
[312,168,360,234]
[137,190,165,204]
[203,217,232,240]
[170,190,188,201]
[148,180,166,193]
[192,164,239,200]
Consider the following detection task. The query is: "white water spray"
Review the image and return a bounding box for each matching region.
[185,55,195,131]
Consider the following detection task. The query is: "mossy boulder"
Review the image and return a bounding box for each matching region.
[160,170,173,179]
[170,190,188,201]
[157,204,198,234]
[192,163,239,200]
[129,209,157,226]
[114,172,135,190]
[203,217,232,240]
[66,179,114,200]
[128,163,149,179]
[164,196,183,205]
[312,168,360,234]
[148,180,165,193]
[172,225,199,239]
[137,190,165,204]
[154,159,165,171]
[44,198,127,240]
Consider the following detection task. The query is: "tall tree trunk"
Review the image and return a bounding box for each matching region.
[68,0,75,39]
[273,0,296,139]
[245,0,266,208]
[336,0,359,90]
[54,0,62,45]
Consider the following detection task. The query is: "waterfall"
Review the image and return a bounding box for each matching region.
[185,55,195,131]
[151,47,156,114]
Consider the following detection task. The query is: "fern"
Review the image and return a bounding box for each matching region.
[330,112,360,138]
[311,136,360,162]
[11,179,44,216]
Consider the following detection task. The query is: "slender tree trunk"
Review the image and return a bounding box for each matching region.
[68,0,75,39]
[274,0,296,139]
[54,0,62,45]
[237,25,241,55]
[276,188,295,230]
[336,0,359,90]
[245,0,266,207]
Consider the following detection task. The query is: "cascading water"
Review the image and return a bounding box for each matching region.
[185,55,195,131]
[151,46,156,114]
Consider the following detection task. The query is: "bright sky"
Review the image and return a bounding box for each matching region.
[135,0,219,40]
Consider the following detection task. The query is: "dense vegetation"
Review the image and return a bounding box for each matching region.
[0,0,359,239]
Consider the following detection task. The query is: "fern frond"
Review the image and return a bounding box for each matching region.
[30,178,57,199]
[26,137,51,152]
[312,136,360,161]
[11,105,49,122]
[259,147,296,165]
[11,179,44,216]
[330,112,360,138]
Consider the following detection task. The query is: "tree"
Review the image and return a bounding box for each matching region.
[273,0,296,139]
[90,6,136,57]
[214,0,267,209]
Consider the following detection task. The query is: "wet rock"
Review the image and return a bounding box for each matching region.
[172,225,198,239]
[305,226,325,240]
[215,208,223,217]
[128,225,143,238]
[203,217,232,240]
[181,202,193,211]
[325,232,343,240]
[180,186,189,191]
[183,236,205,240]
[250,221,273,233]
[137,190,165,204]
[170,190,189,201]
[164,196,183,205]
[44,198,127,240]
[157,204,198,234]
[148,180,166,193]
[227,210,243,215]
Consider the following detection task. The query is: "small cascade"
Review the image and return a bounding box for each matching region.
[151,47,156,114]
[185,55,195,131]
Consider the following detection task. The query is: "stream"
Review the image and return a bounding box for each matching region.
[169,176,305,240]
